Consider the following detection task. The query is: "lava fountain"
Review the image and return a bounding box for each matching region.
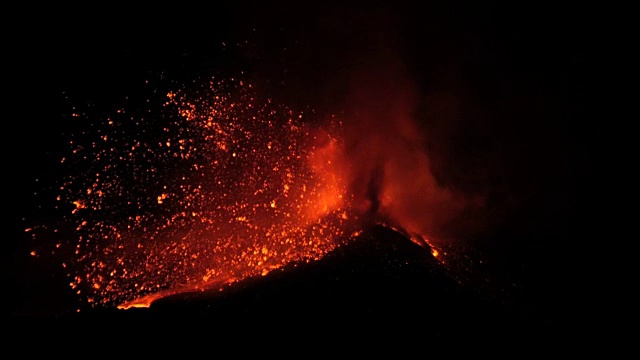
[27,57,472,311]
[26,77,367,310]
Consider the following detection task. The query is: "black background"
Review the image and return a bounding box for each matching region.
[5,0,619,348]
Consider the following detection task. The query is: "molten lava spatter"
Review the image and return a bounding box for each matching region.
[44,77,360,309]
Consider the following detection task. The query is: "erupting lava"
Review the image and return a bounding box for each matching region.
[28,77,370,310]
[28,61,460,311]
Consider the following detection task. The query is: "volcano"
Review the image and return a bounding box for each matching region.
[6,224,560,348]
[5,2,598,351]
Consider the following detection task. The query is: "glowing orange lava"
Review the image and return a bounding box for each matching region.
[27,60,461,312]
[51,78,360,309]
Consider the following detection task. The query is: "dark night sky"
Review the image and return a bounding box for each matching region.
[5,1,618,346]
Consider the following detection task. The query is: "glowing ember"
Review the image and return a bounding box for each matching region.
[44,77,362,309]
